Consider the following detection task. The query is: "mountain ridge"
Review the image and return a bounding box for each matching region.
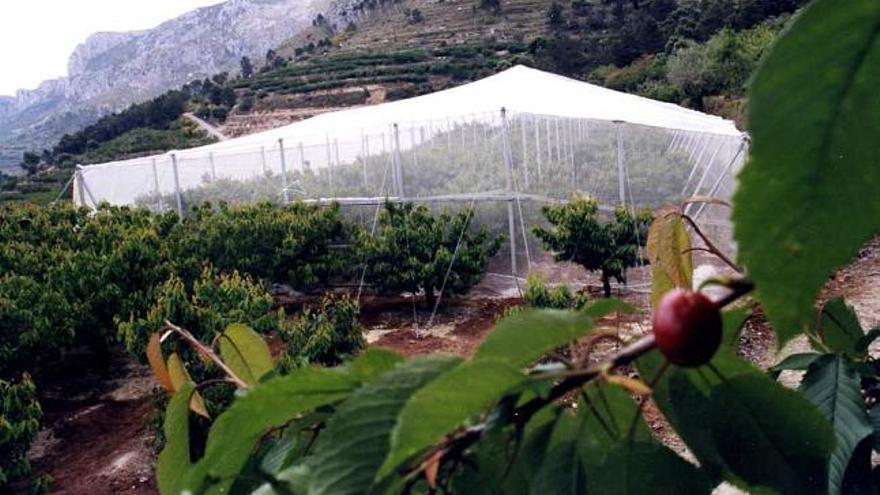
[0,0,328,172]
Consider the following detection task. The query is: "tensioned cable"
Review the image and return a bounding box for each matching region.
[424,117,500,331]
[355,135,393,305]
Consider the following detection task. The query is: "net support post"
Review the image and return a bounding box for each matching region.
[74,164,86,208]
[615,120,626,208]
[278,138,290,204]
[151,158,161,210]
[325,135,333,188]
[501,108,518,277]
[170,153,184,219]
[260,145,268,174]
[392,123,406,199]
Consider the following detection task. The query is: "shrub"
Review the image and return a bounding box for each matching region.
[533,196,652,297]
[523,274,588,310]
[0,276,73,377]
[118,265,284,364]
[0,375,46,492]
[278,294,365,368]
[168,202,353,290]
[359,202,502,307]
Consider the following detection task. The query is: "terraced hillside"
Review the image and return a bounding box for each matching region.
[221,40,530,136]
[325,0,549,53]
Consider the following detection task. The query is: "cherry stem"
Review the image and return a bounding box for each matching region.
[163,320,249,389]
[679,214,742,273]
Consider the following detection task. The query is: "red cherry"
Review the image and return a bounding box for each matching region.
[652,289,722,367]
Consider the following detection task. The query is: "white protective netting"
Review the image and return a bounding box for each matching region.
[74,65,747,284]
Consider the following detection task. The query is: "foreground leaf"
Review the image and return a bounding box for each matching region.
[157,383,193,495]
[473,309,593,369]
[799,354,872,495]
[185,367,361,494]
[588,442,712,495]
[709,373,833,494]
[167,353,209,418]
[733,0,880,345]
[816,298,864,355]
[306,356,461,495]
[218,324,274,386]
[379,359,524,479]
[147,332,174,392]
[647,211,693,307]
[768,353,822,380]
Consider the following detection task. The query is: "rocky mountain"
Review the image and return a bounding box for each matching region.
[0,0,328,173]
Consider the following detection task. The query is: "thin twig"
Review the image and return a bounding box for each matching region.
[679,214,742,273]
[163,321,249,389]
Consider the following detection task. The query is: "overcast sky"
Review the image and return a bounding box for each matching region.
[0,0,224,96]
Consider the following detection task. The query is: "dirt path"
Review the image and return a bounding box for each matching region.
[29,351,158,495]
[183,112,228,141]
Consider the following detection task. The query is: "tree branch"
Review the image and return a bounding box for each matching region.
[163,321,250,389]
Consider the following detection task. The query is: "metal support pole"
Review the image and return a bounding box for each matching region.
[520,117,529,189]
[363,132,370,189]
[151,158,161,209]
[325,135,333,188]
[260,146,267,174]
[392,124,405,198]
[209,152,216,181]
[534,116,543,179]
[278,139,290,204]
[615,122,626,208]
[75,165,86,207]
[501,109,518,277]
[298,142,306,172]
[545,117,552,163]
[170,154,183,219]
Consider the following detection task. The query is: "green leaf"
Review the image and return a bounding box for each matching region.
[588,441,713,495]
[344,348,405,382]
[647,211,693,307]
[768,353,822,380]
[733,0,880,345]
[473,309,593,368]
[157,383,193,495]
[219,324,274,386]
[871,405,880,451]
[840,438,875,495]
[638,351,832,492]
[167,352,209,419]
[306,356,461,495]
[529,413,588,495]
[817,298,864,355]
[378,359,525,479]
[185,367,362,494]
[799,354,872,495]
[855,327,880,356]
[718,307,751,356]
[709,373,834,495]
[580,298,637,319]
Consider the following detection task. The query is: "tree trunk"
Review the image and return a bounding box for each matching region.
[424,284,436,309]
[602,273,612,298]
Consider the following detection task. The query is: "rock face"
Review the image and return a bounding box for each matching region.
[0,0,327,171]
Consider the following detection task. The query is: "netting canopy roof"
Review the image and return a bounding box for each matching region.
[74,64,746,222]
